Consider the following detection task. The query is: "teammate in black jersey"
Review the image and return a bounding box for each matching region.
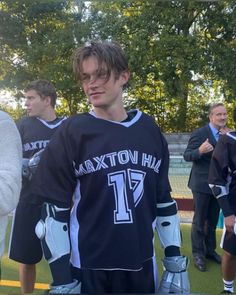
[9,79,65,293]
[209,107,236,294]
[33,42,190,294]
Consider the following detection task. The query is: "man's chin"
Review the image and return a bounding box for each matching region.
[91,101,107,108]
[28,113,36,117]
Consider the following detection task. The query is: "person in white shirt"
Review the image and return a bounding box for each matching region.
[0,110,22,272]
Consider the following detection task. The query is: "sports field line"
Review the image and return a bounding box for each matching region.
[0,279,49,290]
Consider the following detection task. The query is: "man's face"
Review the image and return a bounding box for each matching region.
[209,105,227,130]
[80,56,129,109]
[24,89,49,118]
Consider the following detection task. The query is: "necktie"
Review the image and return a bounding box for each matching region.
[215,131,220,141]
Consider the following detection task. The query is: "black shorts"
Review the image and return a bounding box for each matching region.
[9,201,43,264]
[71,258,158,293]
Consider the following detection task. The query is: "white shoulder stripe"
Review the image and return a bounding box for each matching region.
[226,131,236,141]
[156,200,176,208]
[89,109,142,127]
[122,110,142,127]
[37,117,66,129]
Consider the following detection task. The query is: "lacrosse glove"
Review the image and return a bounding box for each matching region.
[22,149,44,180]
[158,255,190,294]
[49,279,81,294]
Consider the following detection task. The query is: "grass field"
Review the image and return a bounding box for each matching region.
[0,217,224,294]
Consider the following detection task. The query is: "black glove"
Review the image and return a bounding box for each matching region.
[22,149,44,180]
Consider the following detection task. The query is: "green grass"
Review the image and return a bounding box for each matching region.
[1,216,51,294]
[1,217,224,294]
[155,225,223,295]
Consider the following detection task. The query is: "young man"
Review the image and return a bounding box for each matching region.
[184,103,228,271]
[33,41,189,294]
[9,79,66,293]
[0,111,22,278]
[209,107,236,294]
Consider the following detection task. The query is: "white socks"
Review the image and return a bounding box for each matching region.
[223,279,234,293]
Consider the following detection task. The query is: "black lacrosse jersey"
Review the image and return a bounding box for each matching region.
[209,131,236,213]
[18,116,66,203]
[34,110,172,270]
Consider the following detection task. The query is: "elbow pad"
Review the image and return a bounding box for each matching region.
[209,184,228,199]
[209,184,234,217]
[156,201,181,249]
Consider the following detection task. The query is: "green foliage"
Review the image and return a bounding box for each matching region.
[0,0,90,115]
[0,103,26,121]
[0,0,236,131]
[88,0,236,131]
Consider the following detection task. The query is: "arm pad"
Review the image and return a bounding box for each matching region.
[156,201,181,248]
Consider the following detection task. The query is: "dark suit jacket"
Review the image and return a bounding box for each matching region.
[183,124,217,194]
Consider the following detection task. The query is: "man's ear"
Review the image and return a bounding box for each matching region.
[44,96,52,106]
[120,70,130,87]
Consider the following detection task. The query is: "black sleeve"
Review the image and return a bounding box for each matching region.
[183,129,202,162]
[156,132,173,204]
[33,120,77,207]
[209,136,233,217]
[156,133,181,257]
[209,137,229,185]
[16,118,24,143]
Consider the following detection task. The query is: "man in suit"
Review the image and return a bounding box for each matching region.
[184,103,228,272]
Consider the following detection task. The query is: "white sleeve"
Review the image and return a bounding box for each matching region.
[0,111,22,216]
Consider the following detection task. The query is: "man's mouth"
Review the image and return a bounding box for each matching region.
[90,92,103,95]
[89,92,104,99]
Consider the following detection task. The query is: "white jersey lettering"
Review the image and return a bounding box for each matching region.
[75,149,162,176]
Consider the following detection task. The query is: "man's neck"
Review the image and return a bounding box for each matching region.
[209,122,221,131]
[93,105,127,122]
[38,109,56,122]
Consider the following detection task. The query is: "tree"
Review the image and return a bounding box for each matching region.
[87,0,236,131]
[0,0,90,115]
[1,0,236,131]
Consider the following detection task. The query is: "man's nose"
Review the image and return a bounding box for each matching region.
[88,78,99,88]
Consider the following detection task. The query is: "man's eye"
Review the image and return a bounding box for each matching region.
[98,71,107,79]
[82,76,90,82]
